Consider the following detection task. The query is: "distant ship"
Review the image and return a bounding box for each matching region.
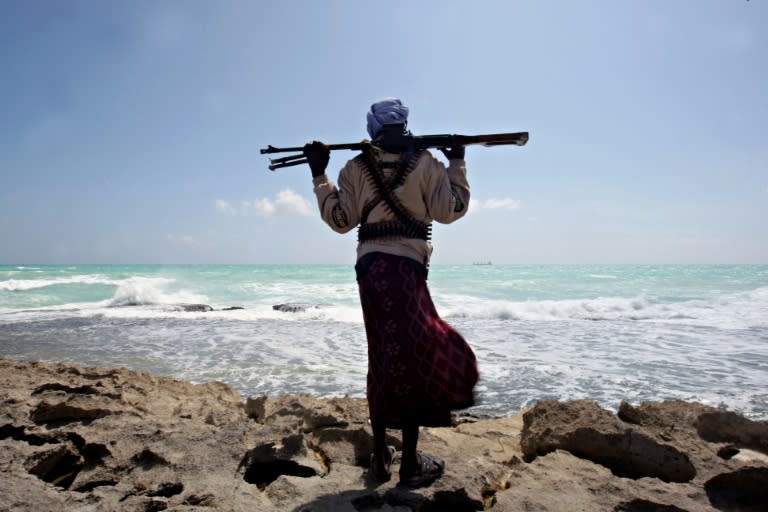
[472,261,492,266]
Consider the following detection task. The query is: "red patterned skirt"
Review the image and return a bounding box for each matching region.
[356,252,478,428]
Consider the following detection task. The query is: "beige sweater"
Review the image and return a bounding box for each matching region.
[312,149,470,266]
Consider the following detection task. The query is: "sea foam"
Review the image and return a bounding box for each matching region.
[0,274,116,291]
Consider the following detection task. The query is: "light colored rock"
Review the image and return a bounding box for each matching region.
[1,358,767,511]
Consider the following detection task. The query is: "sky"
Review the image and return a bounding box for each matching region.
[1,0,766,265]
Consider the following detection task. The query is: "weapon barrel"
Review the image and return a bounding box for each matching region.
[401,132,528,150]
[260,142,365,155]
[452,132,529,147]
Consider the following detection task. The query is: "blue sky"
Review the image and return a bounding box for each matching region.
[1,0,766,264]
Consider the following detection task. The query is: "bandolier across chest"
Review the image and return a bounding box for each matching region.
[355,146,432,243]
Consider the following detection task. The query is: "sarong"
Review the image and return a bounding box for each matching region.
[356,252,478,428]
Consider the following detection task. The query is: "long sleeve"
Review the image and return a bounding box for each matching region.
[423,155,470,224]
[312,163,361,234]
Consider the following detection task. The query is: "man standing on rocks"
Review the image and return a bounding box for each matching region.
[305,98,478,487]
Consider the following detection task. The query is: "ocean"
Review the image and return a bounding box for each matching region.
[1,264,766,420]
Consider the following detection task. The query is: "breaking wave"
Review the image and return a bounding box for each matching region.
[0,274,117,291]
[439,288,768,329]
[107,277,207,307]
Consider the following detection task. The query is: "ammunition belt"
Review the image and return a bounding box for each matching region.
[358,220,432,243]
[355,146,431,243]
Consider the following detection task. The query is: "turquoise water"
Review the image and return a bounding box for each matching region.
[1,264,767,418]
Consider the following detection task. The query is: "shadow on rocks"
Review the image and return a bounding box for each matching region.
[290,484,484,512]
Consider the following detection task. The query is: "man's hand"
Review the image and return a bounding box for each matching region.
[304,141,330,177]
[440,145,465,160]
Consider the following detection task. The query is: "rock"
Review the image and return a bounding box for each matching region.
[272,303,331,313]
[704,467,768,511]
[521,400,696,483]
[115,302,243,313]
[173,303,214,312]
[1,358,767,511]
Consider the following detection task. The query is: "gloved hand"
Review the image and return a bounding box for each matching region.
[440,145,465,160]
[304,141,330,178]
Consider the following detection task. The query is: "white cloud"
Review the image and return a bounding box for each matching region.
[274,189,314,216]
[473,198,522,210]
[217,189,313,218]
[215,199,236,215]
[253,198,276,217]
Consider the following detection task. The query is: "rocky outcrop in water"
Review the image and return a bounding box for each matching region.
[1,358,766,511]
[272,303,331,313]
[110,303,244,312]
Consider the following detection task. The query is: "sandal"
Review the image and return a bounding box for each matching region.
[368,445,397,483]
[398,453,445,488]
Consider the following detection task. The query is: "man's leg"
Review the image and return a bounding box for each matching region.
[399,422,445,485]
[399,422,420,475]
[371,420,391,478]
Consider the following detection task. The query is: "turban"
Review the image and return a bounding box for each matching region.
[366,97,409,139]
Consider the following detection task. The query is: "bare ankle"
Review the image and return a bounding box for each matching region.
[400,453,419,473]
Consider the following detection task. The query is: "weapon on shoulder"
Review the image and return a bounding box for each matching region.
[260,127,529,171]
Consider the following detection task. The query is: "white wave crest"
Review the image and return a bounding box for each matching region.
[0,275,117,291]
[108,277,206,307]
[439,289,768,328]
[750,286,768,302]
[441,295,652,322]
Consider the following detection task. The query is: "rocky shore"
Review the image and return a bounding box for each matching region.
[1,358,767,511]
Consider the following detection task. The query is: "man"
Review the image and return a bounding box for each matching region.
[305,98,478,488]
